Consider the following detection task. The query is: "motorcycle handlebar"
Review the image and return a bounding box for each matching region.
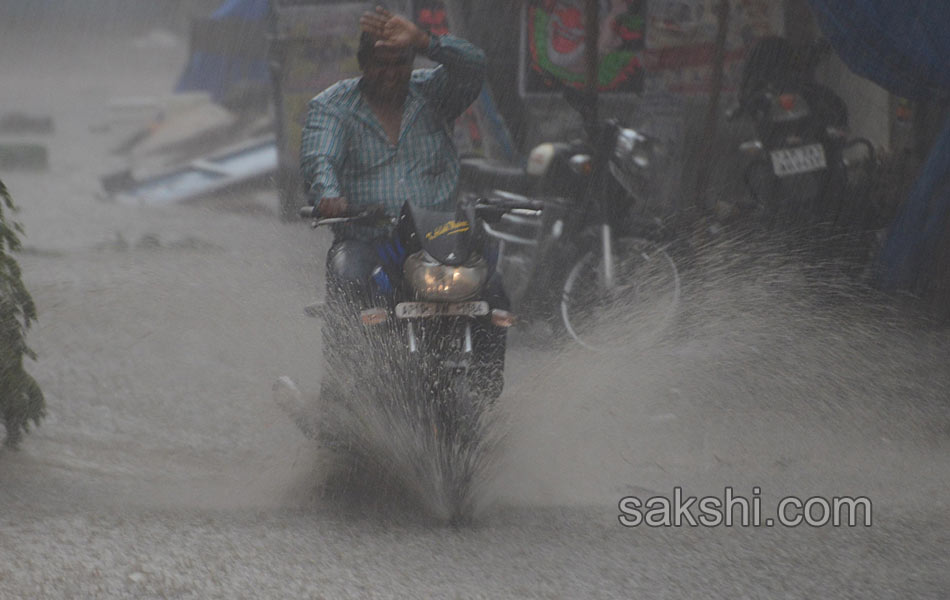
[475,194,545,213]
[300,204,390,226]
[302,197,543,229]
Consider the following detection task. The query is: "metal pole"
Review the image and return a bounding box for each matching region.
[692,0,731,214]
[440,0,517,161]
[584,0,600,116]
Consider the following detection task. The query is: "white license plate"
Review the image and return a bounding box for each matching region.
[770,144,827,176]
[395,301,489,319]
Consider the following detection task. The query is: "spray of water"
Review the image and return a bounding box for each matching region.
[315,315,510,523]
[294,223,946,517]
[489,223,948,507]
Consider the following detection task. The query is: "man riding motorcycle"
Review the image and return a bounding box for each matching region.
[298,6,506,409]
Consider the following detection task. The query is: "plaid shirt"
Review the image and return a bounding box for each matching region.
[300,34,486,240]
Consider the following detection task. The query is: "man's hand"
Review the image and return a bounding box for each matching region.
[317,196,348,218]
[360,6,430,51]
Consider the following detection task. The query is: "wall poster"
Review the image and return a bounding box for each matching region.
[520,0,647,96]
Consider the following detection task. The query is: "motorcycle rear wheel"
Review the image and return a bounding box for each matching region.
[560,237,680,352]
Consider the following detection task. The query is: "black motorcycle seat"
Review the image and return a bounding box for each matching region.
[459,157,535,196]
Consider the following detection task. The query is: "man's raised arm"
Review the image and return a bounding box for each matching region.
[415,32,487,122]
[361,5,486,122]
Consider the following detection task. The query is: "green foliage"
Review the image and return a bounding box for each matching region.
[0,178,44,448]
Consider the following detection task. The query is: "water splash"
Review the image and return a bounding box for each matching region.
[318,317,509,523]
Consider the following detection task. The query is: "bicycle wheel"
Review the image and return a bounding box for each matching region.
[560,237,680,352]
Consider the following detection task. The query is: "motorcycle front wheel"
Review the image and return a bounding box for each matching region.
[560,237,681,352]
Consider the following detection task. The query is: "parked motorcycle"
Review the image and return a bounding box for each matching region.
[728,36,877,234]
[460,88,681,352]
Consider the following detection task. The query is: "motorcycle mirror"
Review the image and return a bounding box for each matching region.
[461,195,479,231]
[563,86,597,114]
[550,79,598,137]
[567,90,598,136]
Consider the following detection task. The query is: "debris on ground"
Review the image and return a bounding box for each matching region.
[99,88,277,206]
[0,143,49,171]
[0,112,54,135]
[107,135,277,207]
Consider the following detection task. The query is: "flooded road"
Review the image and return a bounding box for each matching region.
[0,25,947,599]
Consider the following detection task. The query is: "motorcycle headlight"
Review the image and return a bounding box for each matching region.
[403,250,489,301]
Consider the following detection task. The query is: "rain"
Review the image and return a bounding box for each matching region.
[0,1,947,598]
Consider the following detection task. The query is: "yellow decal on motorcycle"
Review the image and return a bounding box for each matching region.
[425,220,470,241]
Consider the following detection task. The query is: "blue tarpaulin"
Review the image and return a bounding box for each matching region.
[807,0,950,290]
[174,0,270,103]
[210,0,270,20]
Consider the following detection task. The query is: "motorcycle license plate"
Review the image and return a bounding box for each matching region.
[770,144,826,177]
[395,301,489,319]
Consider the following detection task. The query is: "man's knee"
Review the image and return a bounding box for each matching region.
[325,240,379,305]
